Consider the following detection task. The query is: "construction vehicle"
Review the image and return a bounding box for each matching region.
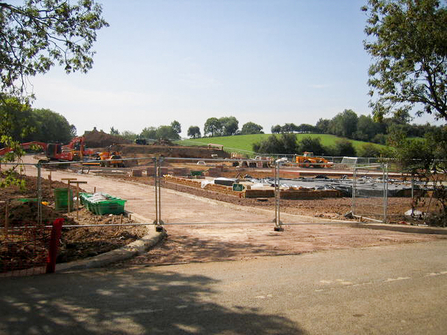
[0,137,94,163]
[98,151,126,167]
[295,152,333,168]
[45,137,94,162]
[0,141,47,156]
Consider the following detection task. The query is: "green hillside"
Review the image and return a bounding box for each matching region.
[178,134,386,155]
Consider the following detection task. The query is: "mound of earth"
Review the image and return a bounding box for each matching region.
[83,128,131,148]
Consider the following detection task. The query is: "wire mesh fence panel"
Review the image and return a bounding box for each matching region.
[0,224,51,277]
[158,157,279,225]
[385,174,447,226]
[352,164,387,222]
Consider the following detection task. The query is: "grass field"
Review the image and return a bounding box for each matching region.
[178,133,386,155]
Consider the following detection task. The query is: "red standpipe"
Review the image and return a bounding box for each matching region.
[46,218,64,274]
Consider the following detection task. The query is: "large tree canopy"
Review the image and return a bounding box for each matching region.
[204,117,221,137]
[362,0,447,121]
[187,126,201,139]
[240,122,263,135]
[0,0,108,97]
[26,108,74,143]
[0,96,34,141]
[219,116,239,136]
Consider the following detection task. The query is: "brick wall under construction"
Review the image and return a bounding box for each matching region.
[165,176,342,199]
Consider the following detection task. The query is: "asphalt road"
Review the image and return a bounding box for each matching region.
[1,240,446,334]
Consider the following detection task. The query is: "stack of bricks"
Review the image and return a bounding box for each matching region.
[165,175,202,188]
[206,168,221,177]
[244,189,275,198]
[146,166,170,177]
[173,168,190,176]
[165,175,241,196]
[280,189,341,199]
[131,169,143,177]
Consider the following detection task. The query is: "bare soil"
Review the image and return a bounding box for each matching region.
[4,156,446,273]
[83,128,131,148]
[0,174,146,272]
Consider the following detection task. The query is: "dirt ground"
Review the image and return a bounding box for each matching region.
[3,156,446,272]
[161,180,415,222]
[0,174,146,271]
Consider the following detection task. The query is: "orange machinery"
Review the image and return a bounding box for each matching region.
[0,137,94,162]
[295,152,333,168]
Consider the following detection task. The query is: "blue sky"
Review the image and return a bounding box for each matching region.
[29,0,437,137]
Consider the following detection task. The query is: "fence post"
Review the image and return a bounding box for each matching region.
[157,157,163,229]
[37,162,42,225]
[46,218,64,274]
[352,166,357,217]
[274,160,283,231]
[153,156,163,231]
[383,163,389,223]
[154,157,158,224]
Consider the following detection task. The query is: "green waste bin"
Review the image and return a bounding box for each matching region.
[54,188,73,210]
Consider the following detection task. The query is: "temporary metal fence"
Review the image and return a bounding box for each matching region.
[155,156,283,229]
[351,162,447,224]
[0,219,63,277]
[2,156,440,228]
[2,155,445,276]
[352,164,388,222]
[1,156,444,250]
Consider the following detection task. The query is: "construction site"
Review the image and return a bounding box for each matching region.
[1,130,445,276]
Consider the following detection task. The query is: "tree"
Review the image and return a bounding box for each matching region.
[70,124,77,138]
[271,125,282,134]
[389,127,447,225]
[358,143,382,157]
[362,0,447,121]
[253,134,297,154]
[296,124,316,133]
[156,125,180,140]
[253,135,282,154]
[110,127,120,136]
[171,120,181,135]
[120,131,138,142]
[0,1,107,188]
[280,133,298,153]
[329,109,358,138]
[240,122,263,135]
[316,118,330,134]
[281,123,298,133]
[333,139,357,157]
[0,97,34,188]
[0,0,108,97]
[187,126,201,138]
[25,108,73,143]
[354,115,382,141]
[140,127,157,139]
[219,116,239,136]
[0,96,34,142]
[297,136,326,155]
[204,117,221,137]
